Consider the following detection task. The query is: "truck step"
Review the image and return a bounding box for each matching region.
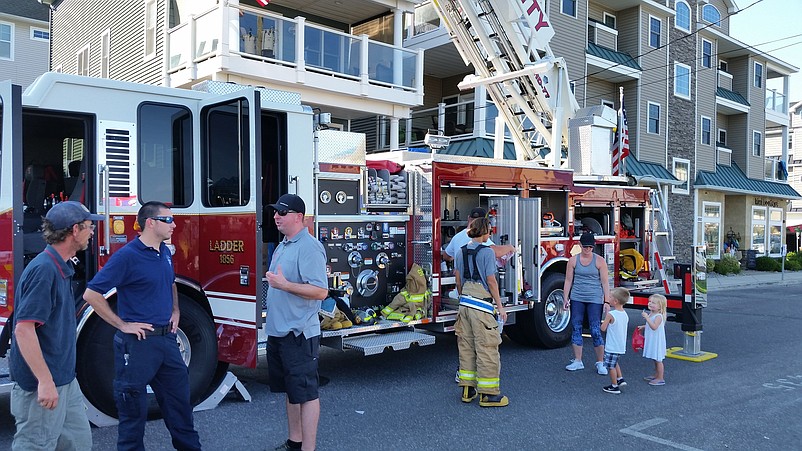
[342,331,435,356]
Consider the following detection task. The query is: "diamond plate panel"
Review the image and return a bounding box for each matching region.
[191,80,301,105]
[412,166,433,273]
[317,129,366,165]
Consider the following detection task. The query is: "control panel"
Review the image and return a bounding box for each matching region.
[319,220,407,308]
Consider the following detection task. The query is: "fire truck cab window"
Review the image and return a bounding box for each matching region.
[138,103,193,207]
[201,99,251,207]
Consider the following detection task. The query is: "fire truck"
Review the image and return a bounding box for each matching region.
[0,0,707,424]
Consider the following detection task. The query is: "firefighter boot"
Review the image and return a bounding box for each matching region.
[461,386,477,403]
[479,394,509,407]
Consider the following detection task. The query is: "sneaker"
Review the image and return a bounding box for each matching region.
[455,368,460,384]
[274,441,300,451]
[617,378,627,387]
[648,379,666,386]
[595,361,608,375]
[643,376,656,382]
[461,386,478,403]
[479,394,509,407]
[565,359,584,371]
[602,384,621,394]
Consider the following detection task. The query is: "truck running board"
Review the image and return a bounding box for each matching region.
[342,331,435,356]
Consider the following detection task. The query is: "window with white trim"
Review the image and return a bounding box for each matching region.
[754,62,763,88]
[76,44,89,76]
[718,129,727,147]
[647,102,660,134]
[672,158,690,194]
[101,30,110,78]
[769,208,783,256]
[0,22,13,60]
[675,1,690,32]
[751,206,767,255]
[561,0,576,17]
[144,0,156,60]
[31,27,49,42]
[603,12,616,29]
[674,62,691,99]
[719,60,728,72]
[701,116,711,145]
[753,131,762,156]
[703,202,722,259]
[649,16,661,48]
[702,39,712,68]
[702,5,721,26]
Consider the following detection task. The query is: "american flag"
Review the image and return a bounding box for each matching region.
[256,0,270,6]
[611,87,630,176]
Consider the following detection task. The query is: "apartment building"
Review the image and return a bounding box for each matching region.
[770,100,802,249]
[406,0,798,263]
[45,0,798,263]
[47,0,422,147]
[0,0,50,89]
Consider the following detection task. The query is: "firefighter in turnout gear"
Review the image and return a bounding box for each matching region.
[380,263,431,323]
[454,217,509,407]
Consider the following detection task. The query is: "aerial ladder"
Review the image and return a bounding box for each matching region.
[432,0,579,165]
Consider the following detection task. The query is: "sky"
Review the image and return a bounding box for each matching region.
[730,0,802,103]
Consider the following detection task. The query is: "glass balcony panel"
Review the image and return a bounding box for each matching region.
[765,89,787,114]
[411,2,440,37]
[168,23,190,69]
[195,7,220,60]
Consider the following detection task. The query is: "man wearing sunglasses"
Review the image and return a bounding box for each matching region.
[84,201,201,451]
[264,193,328,451]
[9,201,98,450]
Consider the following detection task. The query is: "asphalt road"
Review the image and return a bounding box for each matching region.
[1,283,801,450]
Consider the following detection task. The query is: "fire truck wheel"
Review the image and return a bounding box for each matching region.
[507,272,571,348]
[76,295,218,419]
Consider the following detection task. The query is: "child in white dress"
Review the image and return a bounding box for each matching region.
[639,294,667,386]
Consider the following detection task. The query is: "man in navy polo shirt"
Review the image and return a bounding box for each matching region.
[84,201,201,451]
[265,194,328,451]
[9,201,98,450]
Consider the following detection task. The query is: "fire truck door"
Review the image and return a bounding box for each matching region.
[197,89,263,364]
[490,196,541,302]
[0,81,22,322]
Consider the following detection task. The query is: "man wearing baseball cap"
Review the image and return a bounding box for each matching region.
[264,193,328,451]
[9,201,99,449]
[443,207,513,262]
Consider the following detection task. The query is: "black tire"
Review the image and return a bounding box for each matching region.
[76,294,219,418]
[507,272,572,348]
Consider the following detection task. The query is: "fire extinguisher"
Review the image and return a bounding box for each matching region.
[488,205,498,234]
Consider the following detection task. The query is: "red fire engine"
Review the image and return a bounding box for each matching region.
[0,0,708,425]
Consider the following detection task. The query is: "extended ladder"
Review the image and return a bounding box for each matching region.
[648,185,676,293]
[432,0,578,165]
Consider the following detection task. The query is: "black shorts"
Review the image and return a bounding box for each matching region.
[267,333,320,404]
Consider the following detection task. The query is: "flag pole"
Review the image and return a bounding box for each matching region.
[618,86,624,176]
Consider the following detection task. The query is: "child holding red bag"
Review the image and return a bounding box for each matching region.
[639,294,667,386]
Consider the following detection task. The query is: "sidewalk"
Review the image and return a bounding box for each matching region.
[705,268,802,290]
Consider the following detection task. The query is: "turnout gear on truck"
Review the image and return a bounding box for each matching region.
[380,263,431,323]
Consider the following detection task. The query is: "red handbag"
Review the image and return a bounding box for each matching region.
[632,327,645,353]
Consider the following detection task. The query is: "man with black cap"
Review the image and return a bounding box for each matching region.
[264,193,328,451]
[9,201,98,450]
[443,207,513,262]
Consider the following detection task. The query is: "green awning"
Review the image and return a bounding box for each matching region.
[695,163,801,199]
[586,43,642,71]
[440,137,518,160]
[716,87,750,106]
[624,157,682,186]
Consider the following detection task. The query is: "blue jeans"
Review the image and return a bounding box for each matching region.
[113,331,201,451]
[570,301,604,347]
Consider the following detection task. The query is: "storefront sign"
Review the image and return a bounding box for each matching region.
[754,198,779,208]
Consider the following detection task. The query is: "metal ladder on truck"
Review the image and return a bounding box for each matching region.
[432,0,578,165]
[648,186,677,294]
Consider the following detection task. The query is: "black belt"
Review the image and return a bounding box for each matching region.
[144,325,172,336]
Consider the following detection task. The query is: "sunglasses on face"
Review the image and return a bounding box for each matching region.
[275,209,299,216]
[150,216,175,224]
[582,245,594,249]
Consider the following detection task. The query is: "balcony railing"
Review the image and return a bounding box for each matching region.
[765,158,788,182]
[405,1,441,39]
[766,89,787,114]
[166,5,420,91]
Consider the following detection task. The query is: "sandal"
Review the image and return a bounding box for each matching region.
[643,376,656,381]
[648,379,666,386]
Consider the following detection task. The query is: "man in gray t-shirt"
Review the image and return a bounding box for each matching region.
[264,194,328,451]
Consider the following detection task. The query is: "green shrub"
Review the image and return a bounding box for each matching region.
[755,256,781,272]
[706,258,716,272]
[715,255,741,275]
[785,259,802,271]
[788,251,802,265]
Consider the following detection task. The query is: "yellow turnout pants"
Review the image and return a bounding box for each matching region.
[454,306,502,395]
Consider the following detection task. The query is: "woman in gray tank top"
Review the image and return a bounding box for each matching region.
[562,232,612,375]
